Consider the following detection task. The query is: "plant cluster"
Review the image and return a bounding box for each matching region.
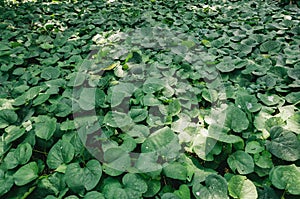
[0,0,299,198]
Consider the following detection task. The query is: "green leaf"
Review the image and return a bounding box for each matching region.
[129,108,148,123]
[135,153,162,173]
[84,191,105,199]
[266,126,300,161]
[47,140,75,169]
[4,125,26,144]
[141,127,181,159]
[192,174,228,199]
[142,77,165,93]
[228,175,258,199]
[38,172,66,196]
[259,40,281,53]
[0,169,14,196]
[65,159,102,192]
[286,112,300,134]
[208,124,242,144]
[25,86,46,101]
[254,151,273,169]
[33,116,57,140]
[110,83,135,107]
[41,67,60,80]
[143,178,161,198]
[235,94,262,113]
[54,103,72,117]
[174,184,190,199]
[225,106,249,132]
[78,88,95,111]
[33,94,50,106]
[127,125,150,141]
[103,111,133,128]
[227,151,254,174]
[3,151,18,169]
[0,109,18,129]
[41,54,60,66]
[245,141,264,154]
[270,164,300,195]
[167,99,181,116]
[103,147,131,172]
[161,193,181,199]
[287,68,300,80]
[143,93,161,106]
[257,186,279,199]
[101,178,124,198]
[60,120,76,131]
[286,91,300,104]
[13,162,39,186]
[257,93,281,106]
[122,173,148,193]
[163,162,188,181]
[216,62,235,73]
[14,143,32,165]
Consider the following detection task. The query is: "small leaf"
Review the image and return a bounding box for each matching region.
[235,94,262,113]
[0,169,14,196]
[129,108,148,122]
[78,88,95,111]
[122,173,148,193]
[174,184,190,199]
[270,164,300,195]
[163,162,188,181]
[141,127,181,160]
[84,191,105,199]
[260,40,281,53]
[227,151,254,174]
[245,141,264,154]
[4,125,26,144]
[192,174,228,199]
[103,111,133,128]
[33,116,57,140]
[0,109,18,129]
[41,67,60,80]
[228,175,258,199]
[47,140,75,169]
[103,147,131,172]
[254,151,273,169]
[225,106,249,132]
[15,143,32,165]
[266,126,300,161]
[143,77,165,93]
[13,162,39,186]
[110,82,135,107]
[167,99,181,116]
[65,160,102,192]
[257,93,281,106]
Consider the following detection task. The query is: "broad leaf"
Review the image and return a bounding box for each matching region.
[47,140,75,169]
[122,173,148,193]
[0,109,18,129]
[13,162,39,186]
[65,159,102,192]
[33,116,57,140]
[225,106,249,132]
[163,162,188,181]
[266,126,300,161]
[227,151,254,174]
[0,169,14,196]
[270,164,300,195]
[228,175,258,199]
[192,174,228,199]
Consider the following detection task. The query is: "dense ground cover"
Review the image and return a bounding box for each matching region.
[0,0,300,198]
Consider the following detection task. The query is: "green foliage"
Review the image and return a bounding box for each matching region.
[0,0,299,198]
